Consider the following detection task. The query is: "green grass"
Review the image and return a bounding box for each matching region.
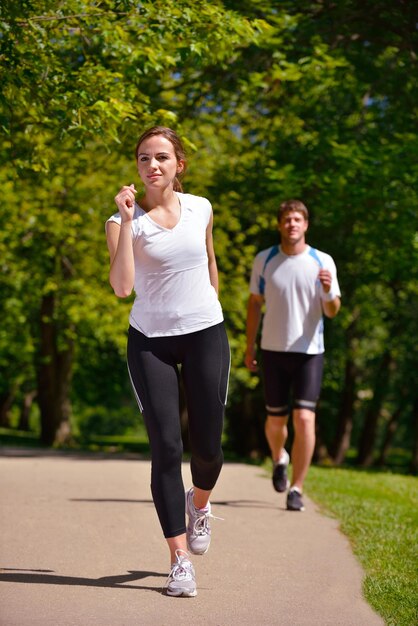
[0,427,42,447]
[0,428,152,455]
[79,434,151,454]
[305,466,418,626]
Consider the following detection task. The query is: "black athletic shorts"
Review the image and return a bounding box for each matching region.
[261,350,324,416]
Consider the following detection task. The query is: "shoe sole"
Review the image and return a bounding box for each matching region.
[166,588,197,597]
[287,505,305,512]
[187,540,210,555]
[273,479,290,493]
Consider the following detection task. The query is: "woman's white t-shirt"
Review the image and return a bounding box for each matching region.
[106,192,223,337]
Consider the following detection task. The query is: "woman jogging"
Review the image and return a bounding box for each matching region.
[106,126,230,597]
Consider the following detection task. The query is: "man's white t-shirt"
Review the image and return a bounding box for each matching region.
[249,245,341,354]
[106,192,223,337]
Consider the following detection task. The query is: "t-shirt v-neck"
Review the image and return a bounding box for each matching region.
[142,198,182,232]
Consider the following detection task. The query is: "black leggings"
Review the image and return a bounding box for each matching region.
[127,322,230,538]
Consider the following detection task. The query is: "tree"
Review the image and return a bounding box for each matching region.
[176,0,418,463]
[0,0,266,443]
[1,1,416,468]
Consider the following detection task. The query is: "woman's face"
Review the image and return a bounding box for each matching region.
[136,134,184,190]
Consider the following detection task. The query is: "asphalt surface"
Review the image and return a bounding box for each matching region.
[0,448,384,626]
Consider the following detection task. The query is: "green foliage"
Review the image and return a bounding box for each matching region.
[0,0,265,440]
[305,466,418,626]
[0,0,267,165]
[76,405,141,440]
[0,0,416,461]
[179,0,418,461]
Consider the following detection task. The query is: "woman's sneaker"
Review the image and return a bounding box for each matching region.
[272,450,290,493]
[186,488,222,555]
[286,487,305,511]
[165,549,197,597]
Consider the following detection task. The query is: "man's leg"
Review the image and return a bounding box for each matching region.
[290,408,316,491]
[266,414,290,492]
[287,353,323,511]
[261,350,291,463]
[261,350,292,492]
[265,414,288,463]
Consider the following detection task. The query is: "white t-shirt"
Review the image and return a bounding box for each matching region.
[249,244,341,354]
[106,192,223,337]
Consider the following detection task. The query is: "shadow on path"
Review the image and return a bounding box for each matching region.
[70,498,278,510]
[0,568,166,593]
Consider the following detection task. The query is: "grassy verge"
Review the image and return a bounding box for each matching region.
[0,428,150,455]
[305,466,418,626]
[0,427,42,447]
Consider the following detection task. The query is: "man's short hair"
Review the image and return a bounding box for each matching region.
[278,199,309,222]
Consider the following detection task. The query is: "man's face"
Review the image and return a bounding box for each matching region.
[278,210,308,245]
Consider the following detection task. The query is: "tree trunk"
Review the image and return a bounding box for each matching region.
[313,428,332,464]
[18,390,37,431]
[331,316,359,465]
[410,398,418,475]
[36,294,74,446]
[375,383,410,468]
[357,351,392,467]
[0,390,15,428]
[330,356,357,464]
[314,400,332,463]
[375,406,401,467]
[227,388,268,458]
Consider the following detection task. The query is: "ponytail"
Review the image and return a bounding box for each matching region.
[173,176,183,193]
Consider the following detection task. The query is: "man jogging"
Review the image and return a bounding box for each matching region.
[245,199,341,511]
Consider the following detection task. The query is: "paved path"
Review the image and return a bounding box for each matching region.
[0,449,384,626]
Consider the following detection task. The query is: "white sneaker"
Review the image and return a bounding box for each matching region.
[186,488,214,555]
[165,549,197,597]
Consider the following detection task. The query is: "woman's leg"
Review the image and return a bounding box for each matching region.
[181,322,230,500]
[127,327,186,544]
[166,535,188,564]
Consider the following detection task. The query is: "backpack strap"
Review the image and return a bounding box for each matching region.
[259,245,279,295]
[308,246,323,268]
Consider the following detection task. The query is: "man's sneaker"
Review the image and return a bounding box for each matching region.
[186,488,213,555]
[165,549,197,597]
[287,487,305,511]
[272,450,290,493]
